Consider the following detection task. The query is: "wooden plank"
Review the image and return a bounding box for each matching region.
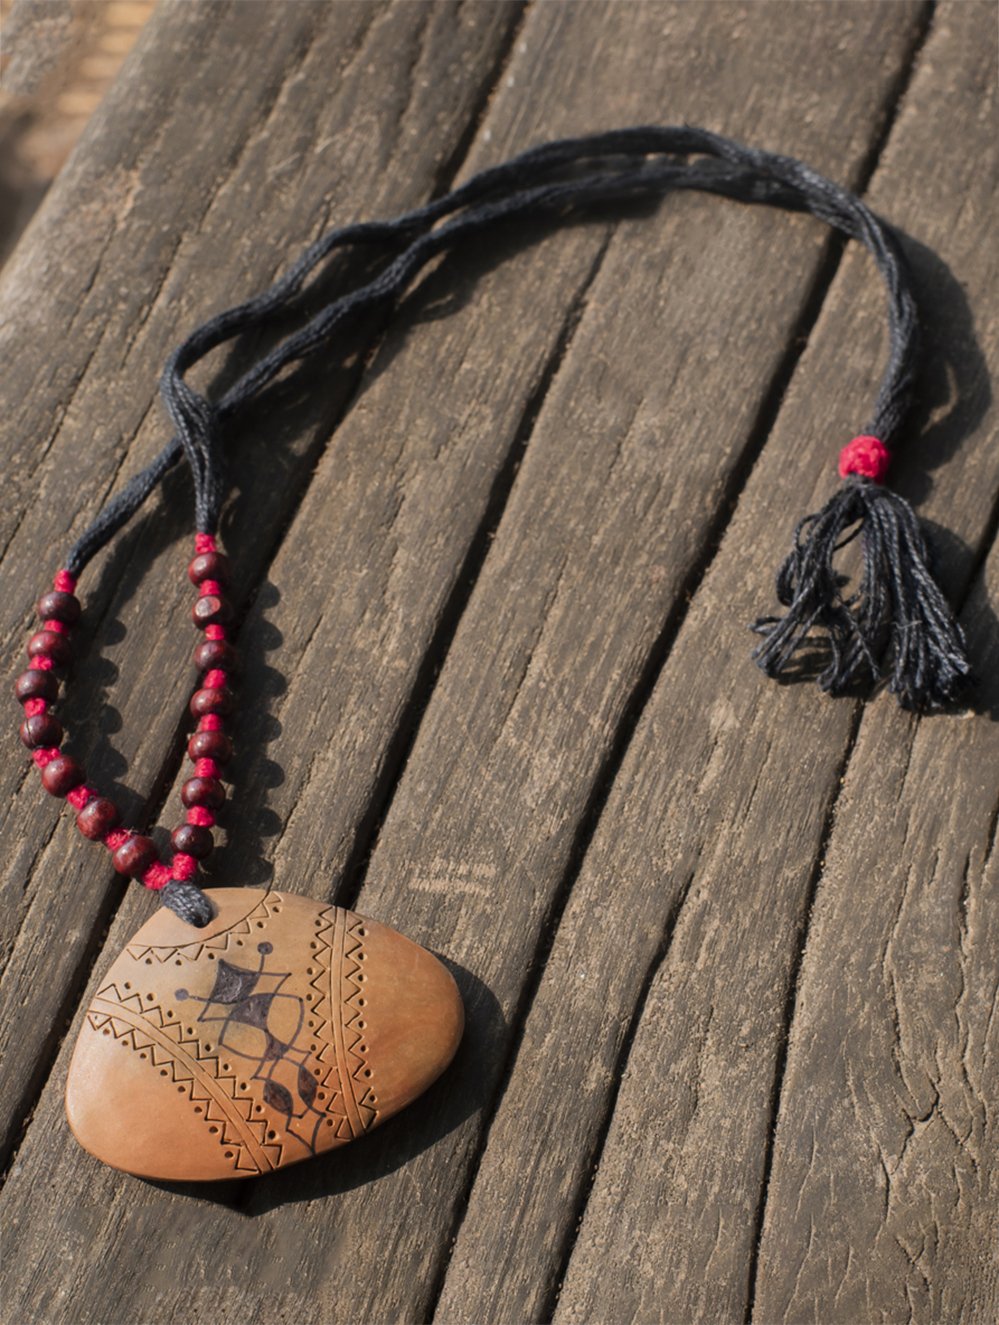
[542,7,999,1324]
[0,2,931,1323]
[0,0,524,1163]
[0,0,155,267]
[751,9,999,1319]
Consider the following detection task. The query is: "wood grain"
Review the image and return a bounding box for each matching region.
[1,2,994,1323]
[0,0,523,1162]
[752,9,999,1319]
[0,2,939,1323]
[548,5,998,1323]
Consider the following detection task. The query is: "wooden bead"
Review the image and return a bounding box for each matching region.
[15,669,59,703]
[37,590,81,625]
[188,551,230,586]
[181,777,225,809]
[189,687,232,717]
[171,823,213,858]
[40,754,84,796]
[77,797,121,841]
[27,630,72,668]
[188,730,233,764]
[112,835,158,877]
[20,713,63,749]
[65,889,464,1181]
[191,595,232,629]
[193,639,237,673]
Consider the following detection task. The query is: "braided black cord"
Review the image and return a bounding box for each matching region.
[66,125,918,575]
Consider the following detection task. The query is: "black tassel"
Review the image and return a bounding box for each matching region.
[752,477,972,710]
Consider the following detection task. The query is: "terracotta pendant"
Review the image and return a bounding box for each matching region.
[65,888,463,1181]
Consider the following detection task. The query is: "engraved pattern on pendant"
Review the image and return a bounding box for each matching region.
[82,892,379,1174]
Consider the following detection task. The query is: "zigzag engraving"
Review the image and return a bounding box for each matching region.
[89,984,271,1174]
[341,918,377,1130]
[125,891,282,965]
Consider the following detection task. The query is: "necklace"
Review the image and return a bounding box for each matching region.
[16,126,970,1183]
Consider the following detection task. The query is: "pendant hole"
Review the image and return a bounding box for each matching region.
[160,1069,168,1077]
[267,1130,276,1140]
[224,1151,233,1159]
[145,994,154,1001]
[209,1125,219,1134]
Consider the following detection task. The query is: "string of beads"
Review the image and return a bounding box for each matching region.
[14,534,231,924]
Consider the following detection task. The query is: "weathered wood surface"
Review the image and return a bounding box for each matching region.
[0,0,523,1164]
[0,0,154,266]
[0,2,996,1324]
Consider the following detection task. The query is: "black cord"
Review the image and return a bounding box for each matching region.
[64,125,969,711]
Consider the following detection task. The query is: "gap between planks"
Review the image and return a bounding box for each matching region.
[0,0,531,1182]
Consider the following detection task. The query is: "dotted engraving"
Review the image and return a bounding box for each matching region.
[85,895,378,1174]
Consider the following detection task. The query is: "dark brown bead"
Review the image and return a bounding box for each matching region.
[20,713,63,749]
[188,551,230,587]
[188,729,233,764]
[15,669,59,703]
[77,797,121,841]
[27,630,72,668]
[181,777,225,809]
[40,754,84,797]
[189,686,232,717]
[112,834,158,878]
[171,823,214,858]
[191,594,232,629]
[37,590,81,625]
[193,639,237,673]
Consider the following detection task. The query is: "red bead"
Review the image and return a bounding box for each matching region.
[77,797,121,840]
[40,754,84,796]
[36,590,81,625]
[189,686,232,717]
[194,638,237,673]
[15,669,59,703]
[188,551,230,587]
[191,594,232,629]
[112,835,159,877]
[27,630,72,668]
[181,777,225,809]
[171,823,213,858]
[188,729,233,764]
[20,714,63,749]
